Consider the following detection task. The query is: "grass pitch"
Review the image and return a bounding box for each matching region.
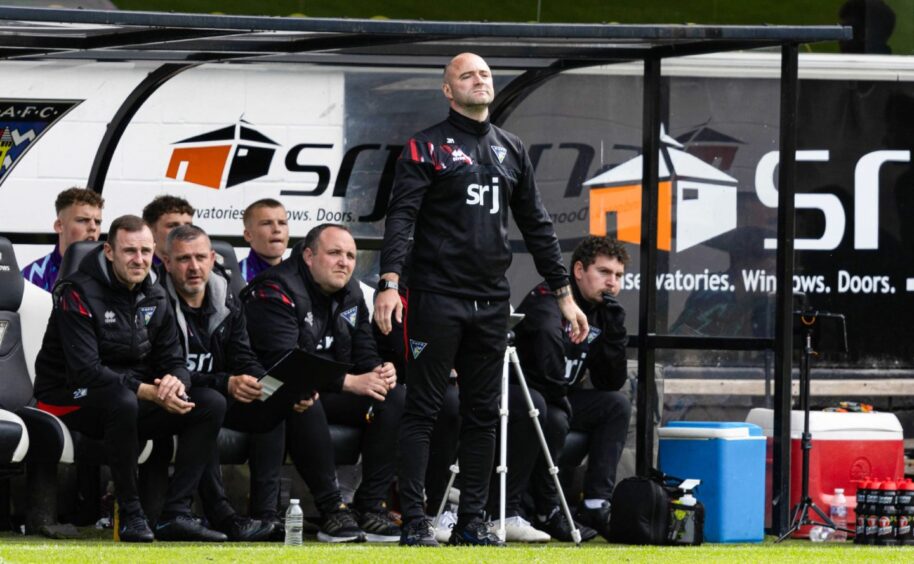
[1,532,912,563]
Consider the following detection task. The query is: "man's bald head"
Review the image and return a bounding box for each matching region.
[442,52,494,121]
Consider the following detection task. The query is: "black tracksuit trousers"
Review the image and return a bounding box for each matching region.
[238,386,406,516]
[398,290,508,523]
[43,382,226,518]
[531,389,632,513]
[196,396,290,525]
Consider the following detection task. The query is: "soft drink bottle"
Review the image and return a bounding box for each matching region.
[829,488,848,542]
[854,479,869,545]
[876,478,897,546]
[896,479,914,546]
[865,479,882,545]
[285,498,304,546]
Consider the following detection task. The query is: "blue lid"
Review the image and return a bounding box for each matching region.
[667,421,763,437]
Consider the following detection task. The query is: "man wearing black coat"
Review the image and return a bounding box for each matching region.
[162,224,310,541]
[243,223,402,543]
[33,215,226,543]
[513,236,631,542]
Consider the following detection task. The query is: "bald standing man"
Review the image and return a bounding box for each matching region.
[375,52,587,547]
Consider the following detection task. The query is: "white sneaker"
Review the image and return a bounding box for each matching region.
[433,510,457,543]
[490,515,551,543]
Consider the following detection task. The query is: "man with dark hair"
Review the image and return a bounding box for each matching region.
[33,215,227,543]
[162,223,310,542]
[23,187,104,291]
[243,223,403,543]
[513,235,631,542]
[142,195,195,265]
[374,52,587,547]
[239,198,289,282]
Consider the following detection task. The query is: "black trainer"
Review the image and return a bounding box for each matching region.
[253,512,285,542]
[118,511,154,543]
[356,504,401,543]
[399,517,439,547]
[217,514,275,542]
[534,507,598,543]
[317,503,365,543]
[448,516,505,547]
[155,514,228,542]
[575,500,612,541]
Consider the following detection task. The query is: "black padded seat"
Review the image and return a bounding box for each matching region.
[56,240,102,282]
[0,237,30,466]
[211,239,246,295]
[557,430,589,467]
[217,427,252,465]
[329,424,362,466]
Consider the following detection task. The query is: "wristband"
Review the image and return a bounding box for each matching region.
[378,279,399,292]
[553,285,571,298]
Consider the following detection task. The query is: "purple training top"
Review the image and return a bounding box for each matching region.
[238,249,275,282]
[21,244,62,292]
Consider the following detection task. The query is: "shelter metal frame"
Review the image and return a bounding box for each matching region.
[0,5,849,535]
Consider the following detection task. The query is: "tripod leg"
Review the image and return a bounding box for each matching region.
[509,348,582,545]
[495,349,510,542]
[775,500,807,542]
[433,462,459,528]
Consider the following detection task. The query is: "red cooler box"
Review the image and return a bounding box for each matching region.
[745,408,904,537]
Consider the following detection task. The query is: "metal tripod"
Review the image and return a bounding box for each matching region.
[775,321,852,542]
[433,335,582,545]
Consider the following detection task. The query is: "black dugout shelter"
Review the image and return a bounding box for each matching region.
[0,5,849,535]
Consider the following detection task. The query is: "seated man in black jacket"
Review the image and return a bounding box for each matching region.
[162,224,313,541]
[33,215,227,543]
[243,223,403,543]
[512,236,631,542]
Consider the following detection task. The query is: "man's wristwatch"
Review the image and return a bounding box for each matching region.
[553,285,571,298]
[378,279,399,292]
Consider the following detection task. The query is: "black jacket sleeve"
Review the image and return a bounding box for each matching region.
[55,284,144,393]
[243,281,302,372]
[379,139,434,277]
[509,145,569,291]
[586,295,628,391]
[150,298,191,388]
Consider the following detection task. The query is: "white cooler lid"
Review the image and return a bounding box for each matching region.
[746,408,903,440]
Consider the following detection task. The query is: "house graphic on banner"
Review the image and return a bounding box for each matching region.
[166,119,278,190]
[586,127,739,252]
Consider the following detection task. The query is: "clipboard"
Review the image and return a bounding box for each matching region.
[258,348,353,402]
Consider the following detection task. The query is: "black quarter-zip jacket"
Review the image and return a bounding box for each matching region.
[381,109,569,300]
[514,281,628,404]
[164,270,265,397]
[34,247,189,399]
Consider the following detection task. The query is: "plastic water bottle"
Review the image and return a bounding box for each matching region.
[285,498,303,546]
[809,525,832,542]
[829,488,848,542]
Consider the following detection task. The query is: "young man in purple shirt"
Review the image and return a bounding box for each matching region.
[22,187,104,291]
[142,195,194,270]
[239,198,289,282]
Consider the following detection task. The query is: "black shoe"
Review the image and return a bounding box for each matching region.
[356,504,401,543]
[399,517,439,547]
[155,514,228,542]
[534,507,598,543]
[217,514,275,542]
[119,511,154,543]
[448,516,505,547]
[576,500,612,541]
[317,503,365,543]
[253,512,286,542]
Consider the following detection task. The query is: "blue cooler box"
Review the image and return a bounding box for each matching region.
[658,421,766,542]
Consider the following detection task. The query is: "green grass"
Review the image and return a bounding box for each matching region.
[1,532,912,563]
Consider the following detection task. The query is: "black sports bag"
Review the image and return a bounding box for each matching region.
[608,470,704,545]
